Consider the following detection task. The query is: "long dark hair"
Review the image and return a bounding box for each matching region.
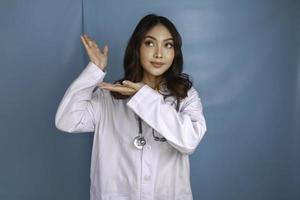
[111,14,192,109]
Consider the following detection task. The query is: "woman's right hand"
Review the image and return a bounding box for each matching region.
[80,34,108,71]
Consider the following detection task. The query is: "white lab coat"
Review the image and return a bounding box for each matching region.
[55,62,207,200]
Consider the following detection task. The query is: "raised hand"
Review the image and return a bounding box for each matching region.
[80,34,108,71]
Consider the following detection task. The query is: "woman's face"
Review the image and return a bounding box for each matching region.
[139,24,175,80]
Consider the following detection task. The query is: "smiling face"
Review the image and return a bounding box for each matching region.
[139,24,175,87]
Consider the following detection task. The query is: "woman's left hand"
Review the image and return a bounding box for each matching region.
[97,80,145,96]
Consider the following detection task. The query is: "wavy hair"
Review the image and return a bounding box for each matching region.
[110,14,192,109]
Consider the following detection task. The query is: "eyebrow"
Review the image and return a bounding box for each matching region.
[144,35,174,42]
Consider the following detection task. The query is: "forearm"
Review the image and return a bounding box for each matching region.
[55,62,106,133]
[127,85,207,154]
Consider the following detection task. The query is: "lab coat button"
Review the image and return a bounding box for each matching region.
[144,175,151,181]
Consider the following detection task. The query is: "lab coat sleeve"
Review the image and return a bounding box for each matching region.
[126,85,207,155]
[55,62,106,133]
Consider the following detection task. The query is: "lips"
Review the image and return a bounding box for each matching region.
[151,61,165,68]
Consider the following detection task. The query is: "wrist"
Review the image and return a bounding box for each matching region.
[94,62,106,71]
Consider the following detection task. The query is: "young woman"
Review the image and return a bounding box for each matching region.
[55,14,207,200]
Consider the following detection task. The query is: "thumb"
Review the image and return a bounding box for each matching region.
[122,80,139,90]
[123,80,145,91]
[103,45,108,56]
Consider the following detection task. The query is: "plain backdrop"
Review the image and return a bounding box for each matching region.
[0,0,299,199]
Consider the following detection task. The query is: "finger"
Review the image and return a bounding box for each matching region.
[83,34,90,43]
[97,82,134,91]
[84,34,93,41]
[90,42,97,48]
[80,35,90,49]
[83,35,94,47]
[86,39,93,47]
[84,35,97,47]
[99,84,135,93]
[98,82,124,88]
[118,88,136,94]
[122,80,139,90]
[98,83,137,96]
[103,45,108,56]
[97,82,112,87]
[90,40,99,49]
[84,34,91,42]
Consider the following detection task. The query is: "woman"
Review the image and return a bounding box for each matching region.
[55,14,207,200]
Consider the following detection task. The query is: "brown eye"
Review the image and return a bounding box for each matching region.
[165,43,174,49]
[144,40,154,47]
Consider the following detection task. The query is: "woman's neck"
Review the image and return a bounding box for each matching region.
[142,75,163,90]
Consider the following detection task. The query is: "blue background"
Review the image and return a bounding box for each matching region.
[0,0,299,199]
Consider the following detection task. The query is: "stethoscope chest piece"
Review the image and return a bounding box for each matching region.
[133,135,146,149]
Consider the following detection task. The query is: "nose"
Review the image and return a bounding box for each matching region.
[154,45,163,58]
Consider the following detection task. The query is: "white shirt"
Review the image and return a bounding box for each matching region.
[55,62,207,200]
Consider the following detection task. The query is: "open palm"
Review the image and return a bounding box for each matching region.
[98,81,145,96]
[80,34,108,71]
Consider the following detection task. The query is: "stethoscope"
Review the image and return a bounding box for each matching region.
[133,98,180,149]
[133,116,167,149]
[133,116,147,149]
